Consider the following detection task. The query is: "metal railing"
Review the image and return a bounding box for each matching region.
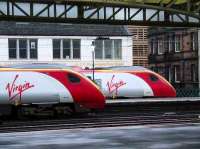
[176,88,200,97]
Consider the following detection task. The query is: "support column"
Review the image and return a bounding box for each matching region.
[198,29,200,89]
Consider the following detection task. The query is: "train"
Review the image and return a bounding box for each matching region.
[79,66,176,98]
[5,64,176,99]
[0,67,105,116]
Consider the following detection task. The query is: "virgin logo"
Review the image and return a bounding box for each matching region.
[107,75,126,96]
[6,74,34,101]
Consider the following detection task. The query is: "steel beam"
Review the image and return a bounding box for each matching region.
[0,0,199,27]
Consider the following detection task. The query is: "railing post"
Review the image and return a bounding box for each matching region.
[198,29,200,89]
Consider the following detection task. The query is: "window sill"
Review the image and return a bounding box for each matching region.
[53,59,81,60]
[95,59,122,60]
[8,59,38,60]
[175,50,181,53]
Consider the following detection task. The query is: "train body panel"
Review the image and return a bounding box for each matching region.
[42,70,105,109]
[132,71,176,97]
[0,71,73,105]
[84,72,154,98]
[3,63,176,100]
[0,68,105,110]
[79,69,176,98]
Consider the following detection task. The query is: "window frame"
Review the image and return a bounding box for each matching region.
[174,65,181,83]
[168,66,172,83]
[53,39,81,60]
[8,38,38,60]
[94,39,122,60]
[191,64,197,82]
[157,39,164,55]
[175,34,181,53]
[191,32,198,51]
[67,73,81,83]
[153,39,158,54]
[169,34,175,52]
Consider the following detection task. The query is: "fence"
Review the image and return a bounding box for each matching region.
[176,88,200,97]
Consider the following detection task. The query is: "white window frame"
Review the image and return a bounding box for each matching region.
[168,67,171,83]
[95,39,122,60]
[191,32,197,51]
[168,37,172,52]
[8,39,38,60]
[53,39,81,60]
[174,66,181,83]
[158,39,164,55]
[175,35,181,52]
[191,64,196,82]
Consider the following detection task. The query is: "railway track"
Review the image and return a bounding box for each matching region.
[1,112,200,133]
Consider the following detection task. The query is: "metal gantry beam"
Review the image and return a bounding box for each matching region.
[0,0,199,27]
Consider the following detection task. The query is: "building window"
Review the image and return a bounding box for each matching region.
[73,39,80,59]
[174,65,181,83]
[30,39,38,59]
[169,35,175,52]
[104,40,112,59]
[95,40,103,59]
[8,39,17,59]
[53,39,61,59]
[8,39,38,59]
[153,39,158,54]
[164,36,169,52]
[114,40,122,59]
[167,67,172,83]
[175,35,181,52]
[150,39,154,54]
[191,64,197,82]
[53,39,80,59]
[157,67,165,77]
[94,39,122,59]
[63,39,70,59]
[19,39,27,59]
[191,32,198,51]
[158,39,164,55]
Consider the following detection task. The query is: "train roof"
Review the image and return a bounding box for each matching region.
[4,64,150,72]
[96,66,149,71]
[4,63,74,69]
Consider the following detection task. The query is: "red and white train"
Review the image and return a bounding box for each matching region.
[6,64,176,99]
[78,66,176,98]
[0,67,105,116]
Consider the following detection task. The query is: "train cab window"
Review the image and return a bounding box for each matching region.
[149,74,158,82]
[67,73,81,83]
[87,76,92,80]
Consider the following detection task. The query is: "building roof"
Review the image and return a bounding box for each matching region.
[147,27,198,37]
[0,21,131,37]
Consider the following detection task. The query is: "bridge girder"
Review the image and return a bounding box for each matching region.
[0,0,199,27]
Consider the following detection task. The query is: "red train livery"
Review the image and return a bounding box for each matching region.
[0,68,105,111]
[79,66,176,98]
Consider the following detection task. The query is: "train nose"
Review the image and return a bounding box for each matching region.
[155,80,176,97]
[80,85,105,109]
[66,72,105,109]
[166,85,176,97]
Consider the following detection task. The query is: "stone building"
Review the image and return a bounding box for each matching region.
[148,27,199,89]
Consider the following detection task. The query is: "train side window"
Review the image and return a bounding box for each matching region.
[149,74,158,82]
[67,73,81,83]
